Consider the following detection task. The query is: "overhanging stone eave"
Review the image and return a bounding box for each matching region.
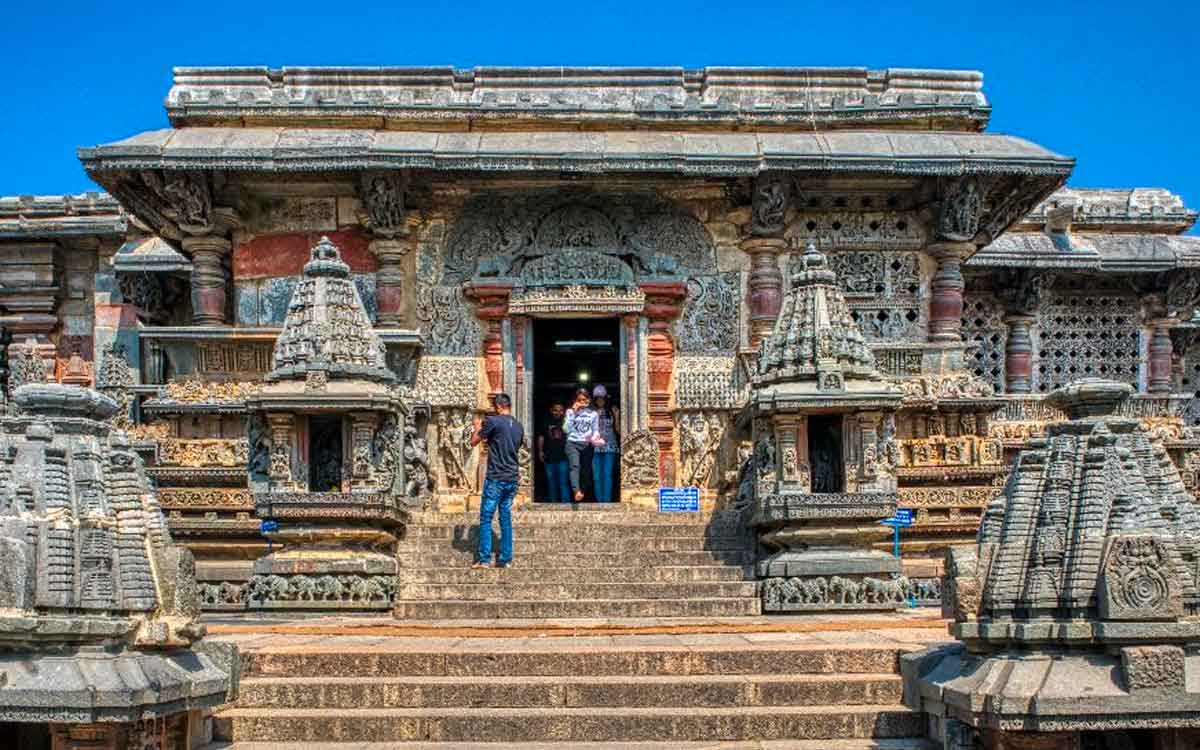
[77,128,1075,179]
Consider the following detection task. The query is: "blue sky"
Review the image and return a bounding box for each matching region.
[4,1,1198,231]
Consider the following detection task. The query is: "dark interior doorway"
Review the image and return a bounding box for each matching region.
[808,415,844,493]
[309,415,344,492]
[532,317,621,502]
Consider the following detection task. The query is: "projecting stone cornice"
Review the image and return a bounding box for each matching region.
[0,192,127,240]
[79,128,1072,177]
[164,66,992,130]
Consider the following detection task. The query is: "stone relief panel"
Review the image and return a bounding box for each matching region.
[442,192,717,284]
[413,356,478,407]
[822,251,922,343]
[1034,291,1141,392]
[673,355,746,411]
[763,575,940,612]
[962,292,1006,393]
[676,411,729,489]
[416,285,480,356]
[675,274,740,353]
[433,407,477,491]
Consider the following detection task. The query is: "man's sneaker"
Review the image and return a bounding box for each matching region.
[470,561,490,569]
[497,561,514,569]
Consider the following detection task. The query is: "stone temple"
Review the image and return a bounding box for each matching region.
[1,64,1199,747]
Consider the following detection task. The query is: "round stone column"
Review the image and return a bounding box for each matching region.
[371,238,408,325]
[1003,314,1036,394]
[743,236,786,348]
[928,241,972,343]
[1148,320,1175,394]
[183,234,232,325]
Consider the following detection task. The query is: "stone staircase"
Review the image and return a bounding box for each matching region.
[392,505,762,619]
[210,633,931,746]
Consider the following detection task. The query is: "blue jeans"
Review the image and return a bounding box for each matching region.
[477,479,518,564]
[544,460,570,502]
[592,451,618,503]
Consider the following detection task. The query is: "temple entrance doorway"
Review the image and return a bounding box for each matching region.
[531,317,621,503]
[308,415,343,492]
[808,415,844,493]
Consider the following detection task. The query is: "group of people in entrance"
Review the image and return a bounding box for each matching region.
[470,386,622,569]
[538,385,621,503]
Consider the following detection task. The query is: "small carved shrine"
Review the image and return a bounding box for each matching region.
[904,379,1200,750]
[745,242,906,612]
[0,383,231,750]
[244,237,412,611]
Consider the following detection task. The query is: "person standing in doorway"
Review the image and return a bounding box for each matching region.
[591,386,621,503]
[564,388,601,503]
[538,402,570,503]
[471,393,524,568]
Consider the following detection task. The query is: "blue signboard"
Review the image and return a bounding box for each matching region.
[658,487,700,513]
[259,520,280,534]
[880,508,914,527]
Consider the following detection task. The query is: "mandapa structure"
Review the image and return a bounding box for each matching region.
[744,241,907,611]
[243,236,423,612]
[904,378,1200,749]
[0,382,232,750]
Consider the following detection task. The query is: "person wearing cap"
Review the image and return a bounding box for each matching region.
[590,385,621,503]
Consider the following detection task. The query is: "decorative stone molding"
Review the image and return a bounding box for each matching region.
[159,378,261,403]
[159,438,249,468]
[506,284,646,316]
[413,356,478,407]
[159,488,253,509]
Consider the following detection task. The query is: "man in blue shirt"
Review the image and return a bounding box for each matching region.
[470,392,525,568]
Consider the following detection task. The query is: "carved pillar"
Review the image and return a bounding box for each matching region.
[1004,314,1035,394]
[641,281,686,483]
[372,239,409,325]
[1149,320,1175,394]
[776,415,810,492]
[857,412,879,485]
[927,241,971,343]
[464,283,513,400]
[184,208,239,326]
[350,412,378,488]
[622,313,640,434]
[267,413,295,490]
[743,237,787,348]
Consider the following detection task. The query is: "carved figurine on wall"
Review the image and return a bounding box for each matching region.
[403,422,432,508]
[436,409,474,490]
[247,416,271,484]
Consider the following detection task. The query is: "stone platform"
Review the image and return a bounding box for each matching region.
[202,612,947,748]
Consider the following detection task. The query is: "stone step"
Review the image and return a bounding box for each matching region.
[242,645,899,679]
[403,523,748,539]
[214,705,922,743]
[407,510,746,526]
[400,565,751,585]
[395,581,758,602]
[237,673,903,709]
[396,536,752,553]
[204,741,935,750]
[397,550,757,569]
[393,597,761,619]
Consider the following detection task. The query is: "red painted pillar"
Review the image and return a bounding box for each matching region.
[464,282,513,400]
[1149,321,1174,394]
[641,280,686,484]
[743,237,786,349]
[1003,314,1035,394]
[372,238,409,325]
[928,242,971,343]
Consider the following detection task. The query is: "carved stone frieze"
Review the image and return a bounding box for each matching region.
[506,284,646,316]
[621,429,660,488]
[676,274,740,353]
[359,171,408,238]
[785,210,927,250]
[416,285,480,356]
[673,355,745,410]
[159,488,253,509]
[159,378,261,403]
[413,356,478,407]
[244,573,395,607]
[111,170,213,239]
[196,341,273,376]
[159,438,250,468]
[517,249,635,287]
[442,192,716,284]
[762,574,931,611]
[892,373,996,404]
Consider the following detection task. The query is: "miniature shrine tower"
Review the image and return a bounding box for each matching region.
[244,236,410,611]
[745,242,905,612]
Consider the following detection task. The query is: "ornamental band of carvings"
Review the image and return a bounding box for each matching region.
[673,356,745,410]
[159,488,254,509]
[159,438,250,468]
[413,356,478,407]
[676,274,740,353]
[242,574,396,606]
[159,378,262,403]
[196,341,274,375]
[416,285,479,356]
[621,429,660,488]
[762,575,940,610]
[443,193,716,284]
[518,250,635,287]
[786,210,927,250]
[507,285,646,315]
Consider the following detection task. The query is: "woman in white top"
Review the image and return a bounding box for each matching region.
[563,387,601,502]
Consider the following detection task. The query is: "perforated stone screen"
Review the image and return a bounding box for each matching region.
[1034,292,1141,392]
[961,292,1005,393]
